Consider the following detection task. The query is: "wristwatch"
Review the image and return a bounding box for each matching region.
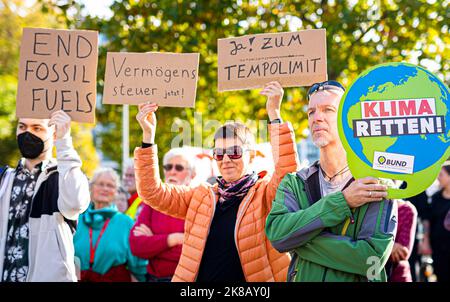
[142,142,154,148]
[269,118,283,124]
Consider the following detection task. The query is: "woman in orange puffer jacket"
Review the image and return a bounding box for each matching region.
[134,81,299,282]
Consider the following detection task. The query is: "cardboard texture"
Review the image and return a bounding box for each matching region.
[103,52,200,108]
[218,29,327,91]
[16,27,98,123]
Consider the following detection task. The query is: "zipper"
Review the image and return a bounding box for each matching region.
[341,208,356,236]
[288,253,300,282]
[353,207,360,239]
[193,188,217,281]
[322,267,328,281]
[234,187,256,282]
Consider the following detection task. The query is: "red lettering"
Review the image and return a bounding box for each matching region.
[418,99,434,115]
[379,102,390,117]
[391,101,397,116]
[364,102,378,118]
[399,100,416,116]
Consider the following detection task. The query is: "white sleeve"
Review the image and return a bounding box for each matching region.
[55,136,91,220]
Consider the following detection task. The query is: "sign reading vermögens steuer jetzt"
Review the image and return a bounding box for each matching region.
[102,52,200,108]
[218,29,327,91]
[16,28,98,123]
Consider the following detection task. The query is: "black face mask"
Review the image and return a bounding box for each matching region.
[17,132,49,159]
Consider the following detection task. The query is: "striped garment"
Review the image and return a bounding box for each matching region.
[216,172,259,204]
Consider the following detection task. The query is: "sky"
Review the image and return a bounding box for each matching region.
[77,0,114,18]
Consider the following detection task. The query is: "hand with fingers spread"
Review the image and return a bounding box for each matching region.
[260,81,284,121]
[49,110,72,140]
[342,177,388,208]
[136,103,159,144]
[133,223,154,237]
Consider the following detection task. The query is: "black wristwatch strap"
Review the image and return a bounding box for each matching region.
[269,118,283,124]
[142,142,154,148]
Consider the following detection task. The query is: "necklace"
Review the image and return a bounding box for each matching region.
[321,165,350,182]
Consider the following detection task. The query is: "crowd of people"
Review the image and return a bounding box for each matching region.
[0,80,449,282]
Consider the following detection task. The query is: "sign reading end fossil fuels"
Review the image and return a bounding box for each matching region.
[338,62,450,199]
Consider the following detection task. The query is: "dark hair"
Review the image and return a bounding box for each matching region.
[443,165,450,175]
[213,122,255,148]
[307,80,345,100]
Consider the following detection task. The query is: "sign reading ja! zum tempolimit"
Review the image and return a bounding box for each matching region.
[338,62,450,199]
[217,29,327,91]
[16,28,98,123]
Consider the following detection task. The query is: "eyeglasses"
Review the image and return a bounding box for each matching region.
[163,164,185,172]
[93,182,116,190]
[307,80,345,100]
[213,145,246,161]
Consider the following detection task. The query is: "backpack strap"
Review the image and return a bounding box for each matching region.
[303,161,322,206]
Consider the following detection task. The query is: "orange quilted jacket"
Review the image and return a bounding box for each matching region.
[134,122,299,282]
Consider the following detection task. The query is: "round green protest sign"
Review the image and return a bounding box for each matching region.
[338,62,450,199]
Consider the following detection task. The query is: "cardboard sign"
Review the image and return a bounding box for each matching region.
[218,29,327,91]
[338,62,450,199]
[102,52,200,107]
[16,28,98,123]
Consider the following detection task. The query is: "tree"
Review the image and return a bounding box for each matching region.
[45,0,449,167]
[0,0,99,177]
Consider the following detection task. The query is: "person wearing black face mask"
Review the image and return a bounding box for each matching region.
[0,110,90,282]
[16,131,51,160]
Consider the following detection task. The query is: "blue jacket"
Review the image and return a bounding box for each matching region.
[74,203,148,281]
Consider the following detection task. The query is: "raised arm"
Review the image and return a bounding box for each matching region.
[259,81,300,208]
[51,111,90,220]
[134,103,196,219]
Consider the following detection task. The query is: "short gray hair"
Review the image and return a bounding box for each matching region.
[163,148,195,172]
[123,158,134,171]
[89,167,121,189]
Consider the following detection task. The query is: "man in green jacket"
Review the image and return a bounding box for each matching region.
[266,81,397,282]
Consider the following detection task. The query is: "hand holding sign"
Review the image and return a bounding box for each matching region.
[338,62,450,199]
[342,177,388,208]
[136,103,158,144]
[49,110,71,140]
[260,81,284,121]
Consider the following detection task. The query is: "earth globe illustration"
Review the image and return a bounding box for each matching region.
[338,62,450,199]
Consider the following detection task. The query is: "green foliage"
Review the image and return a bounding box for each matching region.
[44,0,449,166]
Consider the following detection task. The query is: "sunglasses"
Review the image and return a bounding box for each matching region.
[307,80,345,100]
[163,164,185,172]
[213,145,246,161]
